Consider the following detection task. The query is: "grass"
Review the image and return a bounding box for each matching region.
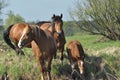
[0,33,120,79]
[0,49,41,80]
[66,34,120,50]
[100,53,120,77]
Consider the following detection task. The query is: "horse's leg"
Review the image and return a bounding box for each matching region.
[15,47,19,54]
[15,44,20,54]
[39,63,45,80]
[16,46,24,55]
[46,57,52,80]
[59,46,64,64]
[53,52,57,59]
[66,48,72,65]
[18,48,24,55]
[31,42,45,79]
[46,71,51,80]
[13,42,19,54]
[36,56,45,80]
[15,42,24,55]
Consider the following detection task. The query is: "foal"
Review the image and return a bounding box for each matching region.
[18,24,57,80]
[66,40,85,74]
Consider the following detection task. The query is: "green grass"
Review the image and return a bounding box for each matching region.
[0,49,40,80]
[66,34,120,50]
[100,53,120,77]
[0,33,120,79]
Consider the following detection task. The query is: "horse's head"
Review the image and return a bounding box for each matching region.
[78,59,84,74]
[18,24,34,48]
[51,14,63,37]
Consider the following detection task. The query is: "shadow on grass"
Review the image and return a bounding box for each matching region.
[52,53,119,80]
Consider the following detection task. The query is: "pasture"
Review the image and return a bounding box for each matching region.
[0,33,120,80]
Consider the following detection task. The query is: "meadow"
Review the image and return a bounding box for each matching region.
[0,33,120,80]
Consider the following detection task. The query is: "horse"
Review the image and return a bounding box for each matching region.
[66,40,85,75]
[3,23,30,55]
[37,14,66,63]
[1,72,9,80]
[18,24,57,80]
[3,14,66,58]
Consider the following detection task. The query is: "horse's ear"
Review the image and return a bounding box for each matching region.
[52,14,55,19]
[60,14,63,18]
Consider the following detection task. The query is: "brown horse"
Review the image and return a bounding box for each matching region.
[18,24,57,80]
[3,14,66,57]
[3,23,30,55]
[37,14,66,62]
[66,40,85,74]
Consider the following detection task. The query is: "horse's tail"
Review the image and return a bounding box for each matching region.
[3,24,16,50]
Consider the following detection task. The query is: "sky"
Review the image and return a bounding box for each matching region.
[2,0,76,22]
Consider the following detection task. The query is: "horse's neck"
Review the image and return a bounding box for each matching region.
[51,21,55,33]
[46,22,55,36]
[46,23,52,31]
[43,22,55,33]
[33,26,48,44]
[33,27,53,52]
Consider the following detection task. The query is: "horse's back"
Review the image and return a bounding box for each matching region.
[40,23,52,32]
[67,40,80,47]
[66,40,84,60]
[36,21,51,31]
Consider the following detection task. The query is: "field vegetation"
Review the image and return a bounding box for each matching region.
[0,33,120,80]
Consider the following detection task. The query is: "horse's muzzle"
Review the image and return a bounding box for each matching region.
[58,34,61,38]
[57,31,62,34]
[57,31,62,38]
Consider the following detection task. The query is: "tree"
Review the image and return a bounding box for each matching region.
[63,21,81,36]
[4,11,25,29]
[64,22,75,36]
[0,0,8,25]
[70,0,120,40]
